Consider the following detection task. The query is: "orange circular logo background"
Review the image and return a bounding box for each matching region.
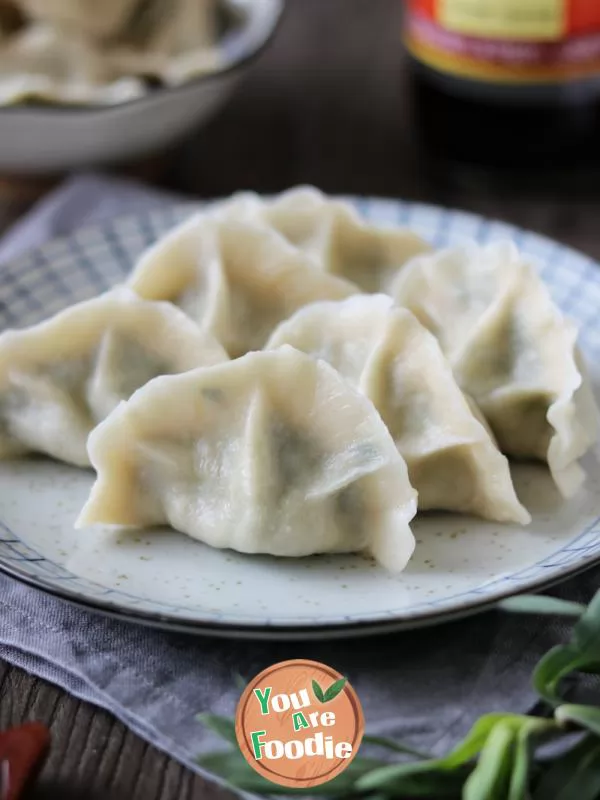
[235,659,364,789]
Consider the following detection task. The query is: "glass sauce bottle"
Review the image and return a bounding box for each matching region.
[404,1,600,180]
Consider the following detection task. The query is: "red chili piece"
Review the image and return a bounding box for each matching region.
[0,722,50,800]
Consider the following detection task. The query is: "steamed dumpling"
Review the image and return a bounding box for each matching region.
[0,23,144,105]
[391,241,599,497]
[103,0,220,86]
[125,0,216,55]
[14,0,216,46]
[0,287,227,466]
[77,346,417,571]
[128,211,358,357]
[267,295,530,524]
[0,0,220,106]
[14,0,140,39]
[216,186,431,293]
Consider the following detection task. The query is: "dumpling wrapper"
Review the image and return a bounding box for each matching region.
[0,23,145,105]
[126,0,217,55]
[128,211,359,358]
[14,0,140,39]
[215,186,432,293]
[0,287,227,466]
[391,241,599,497]
[77,346,418,572]
[267,295,530,524]
[102,0,220,85]
[0,0,220,105]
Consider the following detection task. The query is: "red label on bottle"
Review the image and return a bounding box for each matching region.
[570,3,600,35]
[406,0,600,83]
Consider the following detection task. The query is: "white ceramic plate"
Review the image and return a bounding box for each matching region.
[1,198,600,639]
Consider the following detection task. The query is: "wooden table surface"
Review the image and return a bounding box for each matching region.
[2,1,600,798]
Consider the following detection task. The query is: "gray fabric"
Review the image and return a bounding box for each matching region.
[0,174,597,795]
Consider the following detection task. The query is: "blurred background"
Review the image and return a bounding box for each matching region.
[0,0,599,255]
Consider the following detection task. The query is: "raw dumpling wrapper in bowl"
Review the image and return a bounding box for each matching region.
[78,346,418,572]
[267,294,530,524]
[0,287,228,466]
[391,241,599,497]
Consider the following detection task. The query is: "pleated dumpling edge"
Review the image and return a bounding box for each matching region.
[0,286,228,466]
[267,294,531,525]
[77,346,418,573]
[391,240,600,498]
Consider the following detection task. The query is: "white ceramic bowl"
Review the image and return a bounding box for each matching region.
[0,0,283,174]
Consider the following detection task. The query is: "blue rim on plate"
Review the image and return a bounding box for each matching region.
[0,197,599,640]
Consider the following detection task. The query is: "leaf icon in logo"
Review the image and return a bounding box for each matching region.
[312,679,325,703]
[312,677,347,703]
[323,677,347,702]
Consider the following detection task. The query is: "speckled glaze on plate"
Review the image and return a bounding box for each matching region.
[1,198,600,639]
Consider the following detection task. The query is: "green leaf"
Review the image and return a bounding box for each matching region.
[507,720,553,800]
[508,727,531,800]
[539,739,600,800]
[199,751,286,793]
[440,713,529,769]
[354,758,441,792]
[572,590,600,660]
[312,679,325,703]
[357,713,529,793]
[356,760,470,797]
[500,595,586,618]
[362,733,431,760]
[555,704,600,737]
[533,644,588,704]
[318,756,391,796]
[195,713,238,746]
[199,749,386,796]
[463,721,515,800]
[323,677,347,702]
[199,750,329,795]
[531,590,600,703]
[532,736,596,800]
